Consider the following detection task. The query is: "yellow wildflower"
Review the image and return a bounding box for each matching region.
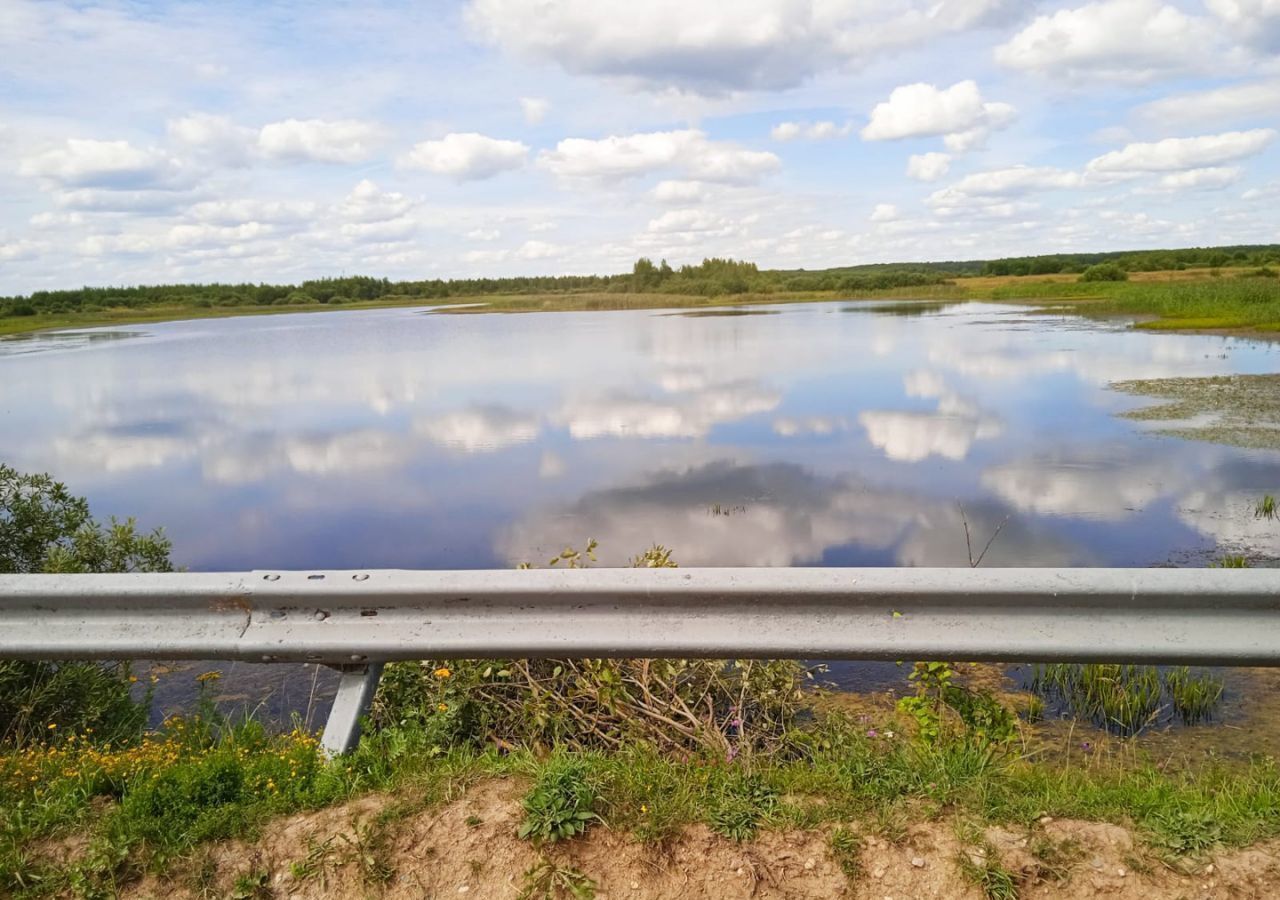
[434,667,452,679]
[437,703,449,712]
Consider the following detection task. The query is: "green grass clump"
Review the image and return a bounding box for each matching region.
[1028,663,1225,734]
[518,756,602,845]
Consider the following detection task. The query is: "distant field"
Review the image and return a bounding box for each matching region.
[3,267,1280,338]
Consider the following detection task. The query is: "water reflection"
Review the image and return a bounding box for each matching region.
[2,301,1279,576]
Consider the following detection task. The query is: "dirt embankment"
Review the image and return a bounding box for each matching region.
[95,779,1280,899]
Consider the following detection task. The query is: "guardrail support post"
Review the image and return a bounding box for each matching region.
[320,663,383,757]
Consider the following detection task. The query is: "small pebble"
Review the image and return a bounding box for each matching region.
[736,867,745,876]
[630,882,640,890]
[458,887,470,895]
[1205,864,1215,875]
[872,866,886,879]
[1039,816,1053,825]
[1090,858,1105,870]
[804,858,816,871]
[1117,868,1127,878]
[911,856,926,868]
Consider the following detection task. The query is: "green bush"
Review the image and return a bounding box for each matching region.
[0,465,172,747]
[1079,263,1129,283]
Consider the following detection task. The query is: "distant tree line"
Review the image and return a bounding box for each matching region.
[5,244,1280,319]
[975,244,1280,277]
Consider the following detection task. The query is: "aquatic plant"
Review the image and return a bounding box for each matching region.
[1028,663,1225,734]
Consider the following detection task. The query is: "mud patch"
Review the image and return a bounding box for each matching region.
[1111,374,1280,451]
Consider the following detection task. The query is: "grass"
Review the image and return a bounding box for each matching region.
[974,272,1280,332]
[1027,664,1225,734]
[7,701,1280,897]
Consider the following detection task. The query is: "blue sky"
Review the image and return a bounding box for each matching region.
[1,0,1278,294]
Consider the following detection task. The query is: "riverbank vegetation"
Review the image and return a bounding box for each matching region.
[3,471,1280,897]
[6,244,1280,338]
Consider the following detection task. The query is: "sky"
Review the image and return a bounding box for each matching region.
[1,0,1279,295]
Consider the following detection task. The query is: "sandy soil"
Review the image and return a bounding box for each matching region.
[84,777,1280,900]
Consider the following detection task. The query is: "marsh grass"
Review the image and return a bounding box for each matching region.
[1027,663,1224,734]
[980,277,1280,331]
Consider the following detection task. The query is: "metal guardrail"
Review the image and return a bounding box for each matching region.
[3,567,1280,754]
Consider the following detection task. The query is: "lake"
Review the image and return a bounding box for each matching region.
[4,299,1280,722]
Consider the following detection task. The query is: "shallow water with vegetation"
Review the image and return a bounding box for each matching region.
[5,299,1280,725]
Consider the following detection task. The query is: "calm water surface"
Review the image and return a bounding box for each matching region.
[4,300,1280,719]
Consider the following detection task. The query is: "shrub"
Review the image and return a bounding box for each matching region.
[1079,263,1129,283]
[0,465,172,747]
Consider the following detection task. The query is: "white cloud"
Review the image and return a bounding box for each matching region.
[167,113,254,164]
[538,129,779,185]
[337,179,413,223]
[256,118,386,163]
[647,209,732,234]
[520,96,550,124]
[466,0,1018,94]
[771,120,852,141]
[861,80,1015,152]
[1135,80,1280,128]
[928,166,1082,209]
[651,180,710,204]
[515,239,563,259]
[399,132,529,180]
[19,139,188,190]
[1086,129,1275,174]
[187,198,317,225]
[906,152,952,182]
[869,203,899,222]
[995,0,1210,82]
[1158,166,1242,191]
[1206,0,1280,52]
[465,228,501,241]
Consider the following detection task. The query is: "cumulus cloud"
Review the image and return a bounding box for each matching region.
[1086,129,1275,174]
[906,152,951,182]
[187,198,318,226]
[19,139,189,190]
[466,0,1019,94]
[771,120,852,141]
[1157,166,1242,191]
[167,113,255,164]
[647,209,732,234]
[538,129,779,185]
[256,118,386,163]
[519,96,550,124]
[1206,0,1280,52]
[651,180,711,204]
[861,80,1015,152]
[927,167,1082,211]
[399,132,529,180]
[337,179,414,223]
[168,114,386,165]
[1135,80,1280,129]
[995,0,1212,82]
[869,203,899,223]
[515,239,563,259]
